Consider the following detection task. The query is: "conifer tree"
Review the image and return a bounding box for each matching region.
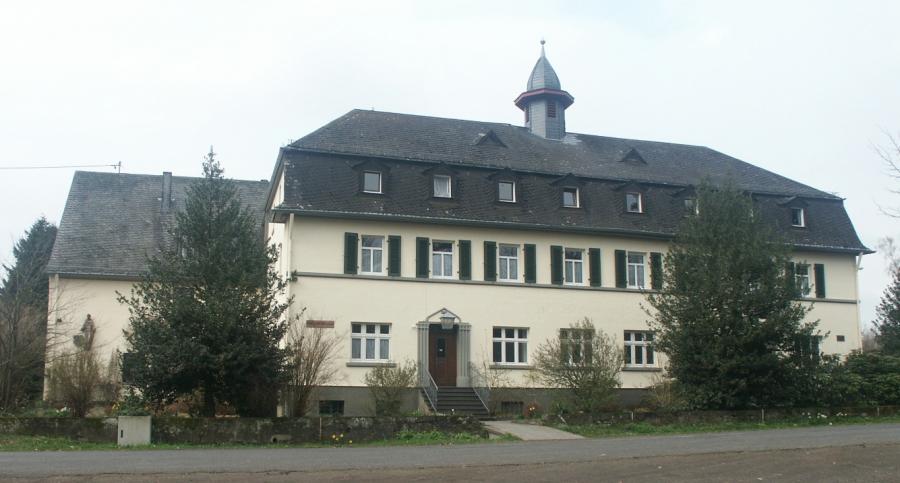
[875,267,900,355]
[647,184,817,409]
[121,150,288,416]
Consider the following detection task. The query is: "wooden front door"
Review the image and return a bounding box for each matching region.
[428,325,457,387]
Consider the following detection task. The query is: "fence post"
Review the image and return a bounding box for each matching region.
[760,408,765,424]
[630,411,634,422]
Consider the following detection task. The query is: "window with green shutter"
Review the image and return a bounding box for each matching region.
[344,232,358,274]
[483,241,497,282]
[524,244,536,283]
[459,240,472,280]
[415,237,430,278]
[550,245,563,285]
[614,250,627,288]
[589,248,601,287]
[388,235,401,277]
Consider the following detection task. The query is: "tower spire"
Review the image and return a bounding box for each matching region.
[513,41,574,140]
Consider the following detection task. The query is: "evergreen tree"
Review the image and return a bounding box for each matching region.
[647,184,816,409]
[874,266,900,355]
[0,217,57,410]
[120,150,289,416]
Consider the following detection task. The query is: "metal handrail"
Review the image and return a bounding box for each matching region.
[468,362,491,413]
[422,369,439,412]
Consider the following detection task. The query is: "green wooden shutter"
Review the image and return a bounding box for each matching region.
[550,245,563,285]
[814,263,826,298]
[650,252,663,290]
[614,250,627,288]
[483,241,497,282]
[416,237,430,278]
[786,262,797,297]
[589,248,602,287]
[344,232,358,274]
[388,235,401,277]
[459,240,472,280]
[524,244,537,284]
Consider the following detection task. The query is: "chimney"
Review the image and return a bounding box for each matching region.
[161,171,173,213]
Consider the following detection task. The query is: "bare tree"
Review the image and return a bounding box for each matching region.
[876,132,900,218]
[533,318,623,414]
[284,314,342,416]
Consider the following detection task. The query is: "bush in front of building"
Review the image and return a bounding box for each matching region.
[46,349,107,418]
[533,318,623,415]
[364,360,417,416]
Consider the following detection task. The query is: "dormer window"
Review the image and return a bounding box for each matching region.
[791,207,805,227]
[562,187,579,208]
[433,175,452,198]
[626,192,643,213]
[363,171,382,194]
[684,198,699,215]
[498,181,516,203]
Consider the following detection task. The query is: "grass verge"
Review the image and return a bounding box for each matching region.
[0,430,517,452]
[549,414,900,438]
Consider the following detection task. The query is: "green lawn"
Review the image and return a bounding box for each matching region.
[0,430,515,452]
[550,414,900,438]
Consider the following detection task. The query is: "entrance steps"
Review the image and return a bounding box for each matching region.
[421,387,490,419]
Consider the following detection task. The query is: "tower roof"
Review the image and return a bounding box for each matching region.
[526,41,561,90]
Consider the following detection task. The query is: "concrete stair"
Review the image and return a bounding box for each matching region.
[422,387,490,419]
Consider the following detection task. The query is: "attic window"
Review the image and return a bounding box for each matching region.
[498,181,516,203]
[547,102,557,118]
[433,175,452,198]
[562,187,579,208]
[684,198,698,215]
[791,207,805,227]
[626,192,643,213]
[363,171,382,194]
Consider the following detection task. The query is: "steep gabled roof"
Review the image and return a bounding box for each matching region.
[47,171,270,278]
[289,109,838,200]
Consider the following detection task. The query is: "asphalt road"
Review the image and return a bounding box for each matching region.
[2,423,899,481]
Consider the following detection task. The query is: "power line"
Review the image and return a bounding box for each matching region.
[0,162,122,172]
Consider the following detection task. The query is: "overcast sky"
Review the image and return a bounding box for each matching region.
[1,1,899,329]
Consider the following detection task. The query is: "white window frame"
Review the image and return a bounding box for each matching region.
[684,198,699,215]
[498,180,516,203]
[351,323,391,361]
[492,327,528,365]
[359,235,385,275]
[624,330,655,368]
[560,328,593,365]
[431,240,454,279]
[795,263,811,296]
[564,248,585,286]
[498,244,519,282]
[626,192,643,213]
[791,207,805,227]
[627,251,646,289]
[562,187,580,208]
[362,171,382,194]
[433,174,452,198]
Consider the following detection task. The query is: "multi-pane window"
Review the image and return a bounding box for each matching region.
[795,263,811,296]
[791,207,805,227]
[351,323,390,361]
[560,328,593,364]
[563,187,579,207]
[433,175,452,198]
[363,171,382,193]
[626,192,643,213]
[431,241,454,278]
[627,252,646,289]
[624,331,654,367]
[360,235,384,274]
[564,248,584,285]
[498,245,519,282]
[498,181,516,202]
[492,327,528,364]
[684,198,697,214]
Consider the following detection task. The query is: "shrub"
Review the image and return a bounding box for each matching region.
[284,318,341,416]
[47,349,105,417]
[364,360,417,416]
[643,374,686,411]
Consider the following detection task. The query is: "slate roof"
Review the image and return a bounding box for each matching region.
[277,109,869,254]
[48,171,270,278]
[526,44,561,90]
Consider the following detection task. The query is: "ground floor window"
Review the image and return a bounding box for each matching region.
[560,328,593,364]
[624,330,654,367]
[318,400,344,416]
[492,327,528,364]
[351,323,391,361]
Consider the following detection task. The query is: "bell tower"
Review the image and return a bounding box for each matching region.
[514,40,574,140]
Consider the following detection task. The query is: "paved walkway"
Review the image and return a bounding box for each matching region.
[483,420,584,440]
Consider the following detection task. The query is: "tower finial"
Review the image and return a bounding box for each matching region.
[540,38,546,56]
